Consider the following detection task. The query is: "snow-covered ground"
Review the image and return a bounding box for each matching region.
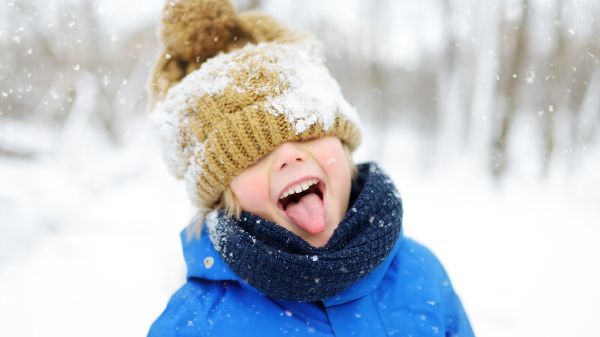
[1,117,598,337]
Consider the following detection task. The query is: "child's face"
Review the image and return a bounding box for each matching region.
[230,136,352,247]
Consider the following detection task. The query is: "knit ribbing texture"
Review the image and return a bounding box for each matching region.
[206,162,403,302]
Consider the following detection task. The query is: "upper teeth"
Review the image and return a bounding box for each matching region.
[280,178,319,199]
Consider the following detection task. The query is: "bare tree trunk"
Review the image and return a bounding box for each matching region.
[563,13,598,170]
[239,0,262,11]
[570,7,600,162]
[540,0,568,176]
[435,0,461,159]
[491,0,530,177]
[364,0,389,160]
[367,0,387,124]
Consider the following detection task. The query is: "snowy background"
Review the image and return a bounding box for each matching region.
[1,0,599,336]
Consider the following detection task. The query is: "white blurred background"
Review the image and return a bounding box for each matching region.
[1,0,599,336]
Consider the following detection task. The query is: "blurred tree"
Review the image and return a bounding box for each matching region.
[1,0,599,177]
[238,0,262,10]
[492,0,530,177]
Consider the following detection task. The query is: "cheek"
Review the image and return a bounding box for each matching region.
[230,174,271,213]
[312,141,351,181]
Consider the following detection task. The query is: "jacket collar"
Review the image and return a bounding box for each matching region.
[181,226,238,281]
[182,221,404,305]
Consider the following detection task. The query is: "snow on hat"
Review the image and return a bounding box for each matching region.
[149,0,361,213]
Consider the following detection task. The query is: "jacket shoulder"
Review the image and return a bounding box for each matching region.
[148,279,226,337]
[397,238,451,281]
[376,238,475,336]
[385,238,458,307]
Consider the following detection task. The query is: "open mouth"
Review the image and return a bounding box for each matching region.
[277,178,324,211]
[276,178,327,234]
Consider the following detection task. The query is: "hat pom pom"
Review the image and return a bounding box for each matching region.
[149,0,238,106]
[161,0,238,61]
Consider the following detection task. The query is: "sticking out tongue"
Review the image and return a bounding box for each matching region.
[285,193,326,234]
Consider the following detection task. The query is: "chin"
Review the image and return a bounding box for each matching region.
[306,219,339,248]
[304,232,332,248]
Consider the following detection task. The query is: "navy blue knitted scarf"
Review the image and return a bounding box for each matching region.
[206,162,403,302]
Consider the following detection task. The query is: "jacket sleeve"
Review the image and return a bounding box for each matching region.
[147,281,213,337]
[439,280,475,337]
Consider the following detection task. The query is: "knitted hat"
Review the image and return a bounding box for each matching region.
[149,0,361,213]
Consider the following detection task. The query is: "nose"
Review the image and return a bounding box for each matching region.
[272,142,305,171]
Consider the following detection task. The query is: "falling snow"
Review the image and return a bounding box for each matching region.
[1,1,599,337]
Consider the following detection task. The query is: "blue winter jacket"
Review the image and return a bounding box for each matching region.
[148,226,474,337]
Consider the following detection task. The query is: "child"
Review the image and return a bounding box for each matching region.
[147,0,474,336]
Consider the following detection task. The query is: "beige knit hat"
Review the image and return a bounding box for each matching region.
[149,0,361,213]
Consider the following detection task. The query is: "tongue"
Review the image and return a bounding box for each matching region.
[285,193,326,234]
